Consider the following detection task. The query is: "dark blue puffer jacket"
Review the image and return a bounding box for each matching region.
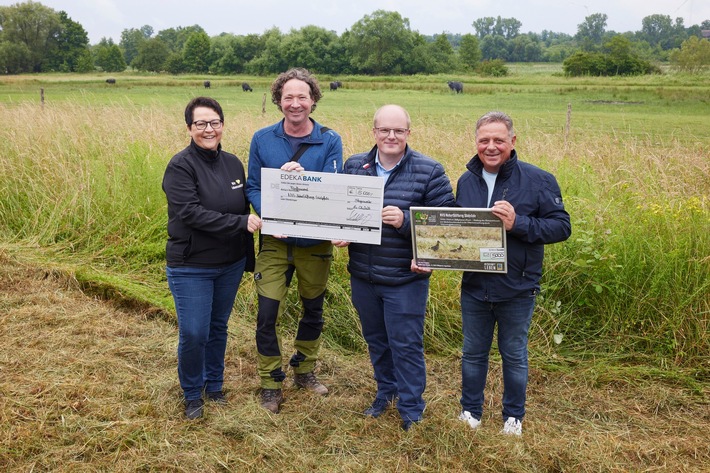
[456,150,571,301]
[344,145,455,286]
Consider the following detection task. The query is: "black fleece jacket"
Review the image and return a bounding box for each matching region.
[162,140,254,269]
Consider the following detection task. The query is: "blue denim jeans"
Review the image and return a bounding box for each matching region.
[351,276,429,422]
[166,258,246,401]
[460,291,536,421]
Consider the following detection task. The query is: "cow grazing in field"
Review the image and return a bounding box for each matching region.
[106,78,116,84]
[204,80,211,89]
[330,81,342,91]
[242,82,253,92]
[447,81,463,94]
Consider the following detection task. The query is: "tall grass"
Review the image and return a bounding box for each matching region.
[0,75,708,368]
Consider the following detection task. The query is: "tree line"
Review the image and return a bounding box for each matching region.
[1,1,709,76]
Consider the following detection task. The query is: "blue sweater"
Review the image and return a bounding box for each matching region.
[456,151,571,301]
[246,118,343,247]
[344,145,455,286]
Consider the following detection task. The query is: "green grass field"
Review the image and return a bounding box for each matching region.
[0,70,708,471]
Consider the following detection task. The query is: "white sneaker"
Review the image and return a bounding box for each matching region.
[458,410,481,430]
[501,417,522,436]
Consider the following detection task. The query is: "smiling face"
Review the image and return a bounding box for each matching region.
[280,79,314,130]
[188,106,222,150]
[373,105,411,164]
[475,121,516,173]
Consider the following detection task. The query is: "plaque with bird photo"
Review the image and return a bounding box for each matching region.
[410,207,507,273]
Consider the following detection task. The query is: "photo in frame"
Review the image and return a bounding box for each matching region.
[410,207,507,273]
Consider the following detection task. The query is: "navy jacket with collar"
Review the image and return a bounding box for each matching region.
[344,145,455,286]
[456,150,571,302]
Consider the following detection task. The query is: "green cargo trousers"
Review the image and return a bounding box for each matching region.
[254,236,333,389]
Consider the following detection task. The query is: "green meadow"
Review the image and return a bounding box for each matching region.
[0,71,708,471]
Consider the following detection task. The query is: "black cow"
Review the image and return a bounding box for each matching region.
[242,82,253,92]
[203,80,211,89]
[447,81,463,94]
[105,78,116,84]
[329,81,342,91]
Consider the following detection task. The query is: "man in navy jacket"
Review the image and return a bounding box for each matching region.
[455,111,571,436]
[334,104,455,430]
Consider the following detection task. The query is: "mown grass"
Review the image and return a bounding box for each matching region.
[1,255,707,472]
[0,71,708,471]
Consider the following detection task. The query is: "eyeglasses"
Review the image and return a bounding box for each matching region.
[374,127,409,137]
[192,119,223,130]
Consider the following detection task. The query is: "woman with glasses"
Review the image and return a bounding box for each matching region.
[162,97,262,420]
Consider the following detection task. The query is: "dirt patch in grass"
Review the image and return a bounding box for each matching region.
[0,253,707,472]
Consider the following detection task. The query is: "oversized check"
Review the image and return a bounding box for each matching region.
[261,168,385,245]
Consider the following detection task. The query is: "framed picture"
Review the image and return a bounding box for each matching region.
[410,207,507,273]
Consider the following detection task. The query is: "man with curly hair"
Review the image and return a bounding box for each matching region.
[246,68,343,413]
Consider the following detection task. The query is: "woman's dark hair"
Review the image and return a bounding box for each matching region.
[270,68,322,112]
[184,96,224,126]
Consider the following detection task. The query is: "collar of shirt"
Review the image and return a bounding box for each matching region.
[375,150,403,183]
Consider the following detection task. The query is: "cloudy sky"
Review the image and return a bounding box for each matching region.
[5,0,708,44]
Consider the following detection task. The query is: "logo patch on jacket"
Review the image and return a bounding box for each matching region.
[231,179,243,189]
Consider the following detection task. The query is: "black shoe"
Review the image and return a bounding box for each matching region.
[184,399,204,420]
[206,391,227,405]
[401,419,420,431]
[363,398,391,418]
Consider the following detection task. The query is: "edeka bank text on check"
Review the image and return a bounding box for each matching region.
[260,168,385,245]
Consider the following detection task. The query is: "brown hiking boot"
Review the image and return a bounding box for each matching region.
[294,372,328,396]
[260,388,283,413]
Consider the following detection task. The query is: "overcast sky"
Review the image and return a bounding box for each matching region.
[5,0,708,44]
